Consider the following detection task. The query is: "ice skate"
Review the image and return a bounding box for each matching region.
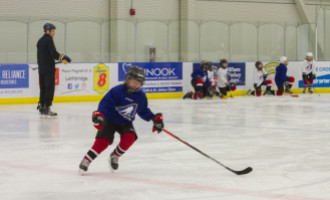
[43,106,57,117]
[246,89,253,96]
[219,95,227,100]
[308,86,313,94]
[302,87,307,94]
[285,88,292,95]
[182,91,193,99]
[109,151,119,172]
[79,157,91,175]
[37,103,45,115]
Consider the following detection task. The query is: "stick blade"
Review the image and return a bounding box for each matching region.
[234,167,253,175]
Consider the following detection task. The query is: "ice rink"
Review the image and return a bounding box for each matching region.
[1,94,330,200]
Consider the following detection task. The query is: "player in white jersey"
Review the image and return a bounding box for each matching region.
[247,61,274,96]
[217,59,236,99]
[301,52,316,94]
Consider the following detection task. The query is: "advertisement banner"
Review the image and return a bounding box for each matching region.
[56,63,110,96]
[228,62,245,86]
[0,64,29,89]
[118,62,183,93]
[192,62,246,86]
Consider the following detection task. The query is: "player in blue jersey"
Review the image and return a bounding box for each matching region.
[79,66,164,174]
[190,61,212,99]
[275,56,295,96]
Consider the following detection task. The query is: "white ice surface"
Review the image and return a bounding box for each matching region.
[0,95,330,200]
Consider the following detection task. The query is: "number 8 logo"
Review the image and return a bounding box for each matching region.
[98,73,107,87]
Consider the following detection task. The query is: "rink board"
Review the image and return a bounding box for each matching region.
[1,61,330,104]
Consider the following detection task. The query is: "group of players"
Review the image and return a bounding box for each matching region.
[38,23,317,174]
[184,52,317,99]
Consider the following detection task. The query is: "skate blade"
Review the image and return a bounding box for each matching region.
[40,114,57,119]
[79,169,87,175]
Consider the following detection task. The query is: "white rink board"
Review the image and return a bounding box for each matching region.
[1,61,330,100]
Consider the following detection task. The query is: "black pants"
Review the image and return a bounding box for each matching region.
[254,80,267,94]
[302,72,314,81]
[277,77,292,93]
[39,72,55,107]
[191,79,211,97]
[96,120,138,144]
[218,85,234,96]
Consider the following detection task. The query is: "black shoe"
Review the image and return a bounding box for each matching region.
[37,103,45,114]
[109,152,119,171]
[44,106,57,116]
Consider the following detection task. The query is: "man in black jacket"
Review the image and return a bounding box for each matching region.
[37,23,71,116]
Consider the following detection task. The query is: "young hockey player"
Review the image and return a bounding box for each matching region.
[275,56,295,96]
[189,60,213,99]
[247,61,274,96]
[302,52,316,94]
[217,59,236,99]
[79,66,164,174]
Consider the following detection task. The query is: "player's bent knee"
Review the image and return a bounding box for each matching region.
[92,138,111,154]
[266,80,272,85]
[289,77,295,83]
[303,80,308,86]
[119,132,137,151]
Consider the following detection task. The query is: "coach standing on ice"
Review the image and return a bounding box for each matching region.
[36,23,71,116]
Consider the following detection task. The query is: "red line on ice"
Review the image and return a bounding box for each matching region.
[0,161,326,200]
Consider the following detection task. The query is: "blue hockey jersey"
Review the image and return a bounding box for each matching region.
[97,84,155,125]
[275,63,287,86]
[191,68,211,86]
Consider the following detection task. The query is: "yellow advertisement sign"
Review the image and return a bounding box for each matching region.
[264,62,279,75]
[94,63,109,94]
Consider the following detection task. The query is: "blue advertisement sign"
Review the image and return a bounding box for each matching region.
[118,62,182,81]
[118,62,183,93]
[193,62,246,86]
[0,64,29,89]
[142,87,182,93]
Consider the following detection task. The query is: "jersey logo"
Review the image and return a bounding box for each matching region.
[307,64,312,70]
[115,103,138,120]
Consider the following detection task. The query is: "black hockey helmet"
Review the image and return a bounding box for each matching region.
[43,23,56,32]
[201,60,213,71]
[219,59,228,68]
[125,66,145,92]
[255,61,263,70]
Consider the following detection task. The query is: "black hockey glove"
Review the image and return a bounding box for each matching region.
[92,111,104,130]
[253,83,258,90]
[152,113,164,133]
[263,74,268,80]
[60,54,71,64]
[226,74,231,81]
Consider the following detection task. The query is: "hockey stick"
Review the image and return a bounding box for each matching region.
[290,94,299,98]
[229,89,233,98]
[162,129,253,175]
[312,86,320,96]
